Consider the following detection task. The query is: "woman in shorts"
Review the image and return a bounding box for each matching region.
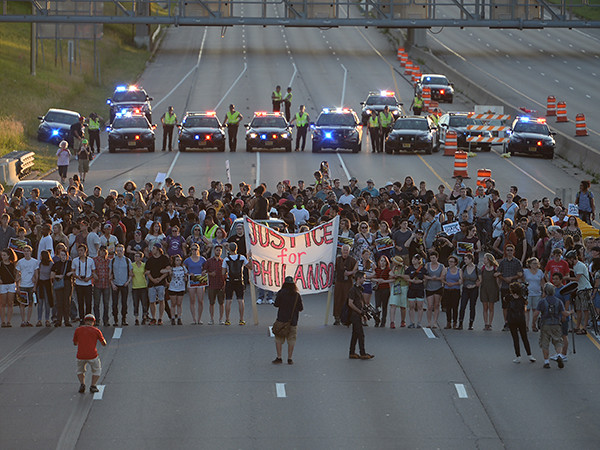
[479,253,500,330]
[167,255,187,325]
[0,248,17,327]
[388,256,408,328]
[523,257,545,331]
[424,250,444,329]
[406,254,426,328]
[184,244,207,324]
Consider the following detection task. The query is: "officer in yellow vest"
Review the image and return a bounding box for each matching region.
[272,85,282,112]
[161,106,177,151]
[428,108,440,127]
[86,112,104,153]
[412,93,423,116]
[283,87,293,121]
[379,105,394,153]
[223,104,243,152]
[289,104,310,152]
[368,110,381,153]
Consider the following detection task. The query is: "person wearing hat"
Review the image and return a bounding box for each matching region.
[360,179,378,198]
[56,140,72,185]
[73,313,107,393]
[272,276,304,365]
[77,138,92,184]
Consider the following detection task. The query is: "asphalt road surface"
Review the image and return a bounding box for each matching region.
[18,4,600,448]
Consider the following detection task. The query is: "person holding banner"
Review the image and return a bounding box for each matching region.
[333,244,358,325]
[273,276,303,365]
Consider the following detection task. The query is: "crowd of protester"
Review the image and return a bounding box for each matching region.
[0,168,598,350]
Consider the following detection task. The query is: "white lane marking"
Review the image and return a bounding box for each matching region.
[213,62,247,111]
[423,327,436,339]
[93,385,106,400]
[493,150,555,194]
[165,151,180,179]
[88,150,105,167]
[112,328,122,339]
[288,62,297,88]
[256,152,261,187]
[276,383,287,398]
[340,64,348,106]
[154,28,207,110]
[336,153,350,182]
[268,326,274,337]
[455,384,468,399]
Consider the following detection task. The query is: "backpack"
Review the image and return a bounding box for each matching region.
[111,257,132,286]
[539,297,562,326]
[226,255,244,282]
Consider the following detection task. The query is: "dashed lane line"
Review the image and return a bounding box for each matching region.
[276,383,287,398]
[455,383,468,399]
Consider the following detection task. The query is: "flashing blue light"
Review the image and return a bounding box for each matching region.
[195,135,200,140]
[261,134,267,140]
[425,76,431,81]
[323,108,330,113]
[106,99,111,105]
[520,117,530,122]
[115,86,127,92]
[325,132,332,139]
[51,129,60,137]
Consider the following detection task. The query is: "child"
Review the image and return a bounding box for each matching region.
[73,314,107,393]
[168,255,187,325]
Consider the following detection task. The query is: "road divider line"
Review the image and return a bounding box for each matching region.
[336,153,351,182]
[268,326,274,338]
[276,383,287,398]
[154,28,208,110]
[491,150,555,194]
[455,383,468,398]
[213,62,248,111]
[112,328,122,340]
[165,151,181,180]
[423,327,436,339]
[417,155,451,189]
[288,62,297,88]
[256,152,261,187]
[93,385,106,400]
[340,64,348,106]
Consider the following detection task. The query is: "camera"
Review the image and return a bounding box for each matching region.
[362,304,381,327]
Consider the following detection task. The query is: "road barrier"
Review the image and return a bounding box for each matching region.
[404,60,413,76]
[444,130,458,156]
[453,151,469,178]
[400,53,408,67]
[429,101,441,115]
[546,96,556,116]
[467,113,512,121]
[397,48,405,60]
[477,168,492,187]
[466,136,509,144]
[422,87,431,113]
[412,67,421,85]
[556,101,568,122]
[575,113,588,136]
[2,151,35,178]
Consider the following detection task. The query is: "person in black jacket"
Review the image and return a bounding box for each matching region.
[507,282,536,364]
[273,276,303,365]
[348,272,374,360]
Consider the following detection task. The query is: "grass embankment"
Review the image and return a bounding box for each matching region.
[0,1,155,182]
[546,0,600,20]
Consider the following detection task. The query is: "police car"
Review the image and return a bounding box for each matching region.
[505,117,555,159]
[245,112,293,152]
[436,112,492,151]
[178,112,226,152]
[384,116,437,154]
[107,85,153,123]
[37,108,81,145]
[312,108,362,153]
[416,74,454,103]
[107,110,156,153]
[359,91,403,125]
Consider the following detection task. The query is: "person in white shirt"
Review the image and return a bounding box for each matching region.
[338,186,356,206]
[37,224,54,260]
[15,245,39,327]
[70,244,96,322]
[565,250,593,335]
[290,196,309,227]
[99,224,118,256]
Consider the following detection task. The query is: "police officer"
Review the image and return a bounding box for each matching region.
[87,112,104,153]
[412,92,423,115]
[368,110,381,153]
[348,272,375,360]
[223,104,243,152]
[289,104,309,152]
[428,108,440,127]
[271,85,282,113]
[161,106,177,152]
[379,105,394,153]
[283,87,293,121]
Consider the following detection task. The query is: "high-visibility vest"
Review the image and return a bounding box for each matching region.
[284,92,292,103]
[368,116,379,128]
[379,112,393,128]
[272,91,282,102]
[413,96,423,107]
[226,110,241,125]
[295,112,308,127]
[164,111,177,125]
[428,114,439,126]
[88,118,100,130]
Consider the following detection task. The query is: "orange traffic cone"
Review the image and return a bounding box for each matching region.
[400,53,408,67]
[453,151,469,178]
[397,48,405,60]
[575,113,588,136]
[404,60,413,76]
[444,131,458,156]
[422,87,431,114]
[477,169,492,187]
[556,101,568,122]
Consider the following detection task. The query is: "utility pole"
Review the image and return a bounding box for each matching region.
[30,2,36,76]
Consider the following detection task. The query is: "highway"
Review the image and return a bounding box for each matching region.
[5,3,600,448]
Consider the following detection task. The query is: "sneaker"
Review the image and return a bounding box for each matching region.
[513,357,521,363]
[272,357,283,364]
[543,362,551,369]
[401,321,406,327]
[407,323,415,329]
[287,359,294,365]
[349,353,360,359]
[171,318,176,326]
[224,320,231,326]
[528,355,537,362]
[198,320,204,325]
[360,354,375,360]
[78,384,86,394]
[256,298,263,305]
[560,355,568,362]
[333,319,341,326]
[135,319,140,326]
[268,299,274,305]
[208,319,214,325]
[239,320,246,325]
[35,321,43,327]
[502,324,509,331]
[121,320,128,326]
[416,324,422,329]
[390,322,395,329]
[89,385,99,393]
[557,356,564,369]
[220,320,225,325]
[45,320,52,327]
[550,354,559,361]
[177,318,183,325]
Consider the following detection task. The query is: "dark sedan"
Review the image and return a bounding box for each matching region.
[37,108,81,145]
[385,117,437,154]
[416,74,454,103]
[506,117,555,159]
[245,112,293,152]
[178,112,226,152]
[107,113,156,153]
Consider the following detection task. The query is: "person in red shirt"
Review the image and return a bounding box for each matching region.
[203,245,226,325]
[73,313,106,394]
[544,248,570,281]
[379,200,401,228]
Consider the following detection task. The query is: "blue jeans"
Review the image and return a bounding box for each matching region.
[112,285,129,321]
[94,287,111,324]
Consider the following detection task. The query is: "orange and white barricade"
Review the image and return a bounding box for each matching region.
[477,169,492,187]
[556,101,568,122]
[444,131,458,156]
[453,151,469,178]
[546,96,556,116]
[404,60,413,76]
[422,87,431,113]
[400,53,408,67]
[397,48,405,60]
[575,113,588,136]
[412,67,421,85]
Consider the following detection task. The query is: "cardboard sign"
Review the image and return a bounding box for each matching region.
[375,236,394,253]
[442,221,461,235]
[568,203,579,217]
[457,242,474,255]
[8,238,29,254]
[337,236,354,250]
[189,273,208,288]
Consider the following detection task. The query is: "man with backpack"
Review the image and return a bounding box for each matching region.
[533,283,572,369]
[347,272,374,360]
[565,250,593,335]
[222,243,251,326]
[110,244,133,326]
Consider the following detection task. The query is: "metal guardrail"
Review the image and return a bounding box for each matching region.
[2,151,36,178]
[2,0,600,28]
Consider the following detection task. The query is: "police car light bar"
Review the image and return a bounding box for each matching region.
[206,111,216,116]
[380,90,394,96]
[128,85,138,91]
[115,86,127,92]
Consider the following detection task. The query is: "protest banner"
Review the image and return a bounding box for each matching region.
[375,236,394,253]
[442,221,461,235]
[189,273,208,288]
[567,203,579,217]
[337,236,354,250]
[457,242,474,255]
[9,238,30,254]
[244,216,339,295]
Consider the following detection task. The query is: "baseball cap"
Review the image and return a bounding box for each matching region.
[350,176,357,182]
[82,139,88,144]
[104,223,112,229]
[367,179,374,184]
[386,181,393,187]
[84,313,95,322]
